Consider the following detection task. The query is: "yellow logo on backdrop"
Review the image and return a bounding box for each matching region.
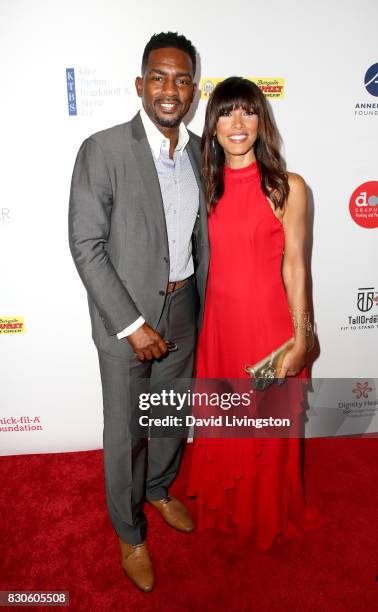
[0,317,25,334]
[200,78,285,99]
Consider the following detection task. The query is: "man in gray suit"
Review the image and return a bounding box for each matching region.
[69,32,209,592]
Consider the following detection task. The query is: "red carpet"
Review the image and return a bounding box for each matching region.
[1,439,377,611]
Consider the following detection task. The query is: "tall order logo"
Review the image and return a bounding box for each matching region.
[341,287,378,331]
[364,63,378,97]
[349,181,378,229]
[66,68,77,116]
[357,287,377,312]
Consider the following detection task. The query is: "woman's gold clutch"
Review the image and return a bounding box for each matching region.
[244,337,295,391]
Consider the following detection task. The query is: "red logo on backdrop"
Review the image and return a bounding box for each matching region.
[349,181,378,228]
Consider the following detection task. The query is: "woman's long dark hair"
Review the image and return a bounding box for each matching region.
[202,77,289,211]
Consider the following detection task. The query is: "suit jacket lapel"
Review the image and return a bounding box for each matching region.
[186,137,209,249]
[130,113,168,248]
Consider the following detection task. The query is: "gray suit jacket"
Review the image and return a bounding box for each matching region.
[69,112,209,358]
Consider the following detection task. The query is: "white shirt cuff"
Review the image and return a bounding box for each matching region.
[117,316,145,339]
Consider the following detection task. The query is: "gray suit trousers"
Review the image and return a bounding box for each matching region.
[98,277,198,544]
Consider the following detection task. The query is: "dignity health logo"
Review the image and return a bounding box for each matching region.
[66,68,77,116]
[352,381,372,400]
[349,181,378,229]
[339,380,378,418]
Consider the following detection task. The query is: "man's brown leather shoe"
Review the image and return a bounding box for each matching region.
[119,538,154,592]
[147,495,194,533]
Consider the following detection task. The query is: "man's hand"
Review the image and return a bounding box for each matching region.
[127,323,168,362]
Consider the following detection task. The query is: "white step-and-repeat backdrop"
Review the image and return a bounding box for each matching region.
[1,0,377,455]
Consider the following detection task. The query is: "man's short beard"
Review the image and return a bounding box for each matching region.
[153,112,182,129]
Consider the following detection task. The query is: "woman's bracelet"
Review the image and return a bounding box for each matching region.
[291,311,315,351]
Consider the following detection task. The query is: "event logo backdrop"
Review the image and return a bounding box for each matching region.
[349,181,378,228]
[354,63,378,116]
[200,77,285,99]
[1,0,377,455]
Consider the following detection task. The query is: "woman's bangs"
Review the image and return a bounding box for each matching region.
[216,82,257,117]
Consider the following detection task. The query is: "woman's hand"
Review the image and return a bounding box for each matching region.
[277,345,306,379]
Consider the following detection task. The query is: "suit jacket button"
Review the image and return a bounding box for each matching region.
[163,257,169,263]
[159,290,165,296]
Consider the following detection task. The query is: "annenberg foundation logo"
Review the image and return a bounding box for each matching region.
[340,287,378,332]
[354,63,378,116]
[364,63,378,97]
[200,77,285,100]
[349,181,378,229]
[0,317,25,334]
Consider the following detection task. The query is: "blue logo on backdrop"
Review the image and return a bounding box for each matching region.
[364,63,378,97]
[66,68,77,115]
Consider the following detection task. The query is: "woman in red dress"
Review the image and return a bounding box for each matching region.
[188,77,320,550]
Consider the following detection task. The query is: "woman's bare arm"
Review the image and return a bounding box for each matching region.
[279,172,310,377]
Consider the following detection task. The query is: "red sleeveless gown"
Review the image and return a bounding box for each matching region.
[187,161,321,549]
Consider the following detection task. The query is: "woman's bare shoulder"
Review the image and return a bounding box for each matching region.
[287,172,307,192]
[284,173,307,216]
